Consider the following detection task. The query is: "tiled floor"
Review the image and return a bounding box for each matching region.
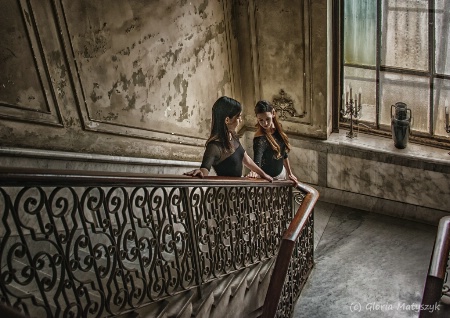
[293,201,438,318]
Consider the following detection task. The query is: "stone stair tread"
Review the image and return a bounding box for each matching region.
[128,299,170,318]
[247,307,263,318]
[189,279,217,316]
[245,262,265,291]
[229,267,251,297]
[132,290,195,318]
[171,290,195,318]
[258,257,276,285]
[212,274,235,307]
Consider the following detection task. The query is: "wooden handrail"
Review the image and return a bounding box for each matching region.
[262,182,319,318]
[419,216,450,318]
[0,167,282,187]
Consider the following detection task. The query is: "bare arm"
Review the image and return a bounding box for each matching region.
[243,152,273,182]
[283,158,298,183]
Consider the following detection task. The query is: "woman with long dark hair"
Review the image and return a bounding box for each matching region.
[248,100,298,181]
[184,96,272,181]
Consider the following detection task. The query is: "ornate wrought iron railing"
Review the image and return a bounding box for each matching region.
[0,168,316,318]
[262,182,318,318]
[419,216,450,318]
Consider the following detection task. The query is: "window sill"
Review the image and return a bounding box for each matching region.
[325,131,450,171]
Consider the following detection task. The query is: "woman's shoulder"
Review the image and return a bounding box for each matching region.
[205,140,223,155]
[254,131,267,139]
[206,140,223,149]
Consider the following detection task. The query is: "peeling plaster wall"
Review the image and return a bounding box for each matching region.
[0,0,241,161]
[0,0,329,170]
[235,0,329,138]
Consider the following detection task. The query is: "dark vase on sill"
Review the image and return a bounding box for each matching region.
[391,102,412,149]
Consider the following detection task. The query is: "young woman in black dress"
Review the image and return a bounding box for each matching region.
[247,100,298,182]
[184,96,272,181]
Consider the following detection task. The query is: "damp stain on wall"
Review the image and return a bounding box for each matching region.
[132,68,146,87]
[48,50,68,99]
[197,0,209,19]
[161,47,183,67]
[81,23,110,59]
[61,0,233,141]
[90,83,102,103]
[173,74,189,122]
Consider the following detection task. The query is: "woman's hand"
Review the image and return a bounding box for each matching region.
[288,173,298,183]
[261,173,273,182]
[183,169,205,178]
[242,152,272,182]
[246,171,260,178]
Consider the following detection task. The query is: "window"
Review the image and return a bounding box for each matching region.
[341,0,450,146]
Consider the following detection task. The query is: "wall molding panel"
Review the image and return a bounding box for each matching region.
[0,0,63,127]
[52,0,238,147]
[252,0,313,125]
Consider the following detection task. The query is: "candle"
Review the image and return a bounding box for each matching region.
[350,86,352,101]
[358,88,362,107]
[346,85,349,104]
[355,94,358,116]
[446,99,449,128]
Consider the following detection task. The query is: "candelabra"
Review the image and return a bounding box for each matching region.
[341,88,362,139]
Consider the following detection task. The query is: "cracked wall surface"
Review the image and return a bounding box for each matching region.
[0,0,328,162]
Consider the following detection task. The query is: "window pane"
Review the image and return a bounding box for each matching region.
[380,73,429,133]
[343,66,376,124]
[382,0,428,71]
[434,79,450,136]
[344,0,376,66]
[435,0,450,75]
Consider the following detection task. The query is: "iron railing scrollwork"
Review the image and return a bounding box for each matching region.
[0,169,316,318]
[262,182,319,318]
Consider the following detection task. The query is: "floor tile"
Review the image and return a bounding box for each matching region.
[294,203,437,318]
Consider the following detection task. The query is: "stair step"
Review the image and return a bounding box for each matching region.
[229,267,250,297]
[3,255,278,318]
[258,257,276,285]
[212,274,235,307]
[189,280,216,315]
[131,290,194,318]
[247,259,276,314]
[192,271,248,317]
[245,262,264,291]
[247,307,263,318]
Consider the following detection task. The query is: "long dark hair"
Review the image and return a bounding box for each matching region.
[206,96,242,151]
[254,100,291,158]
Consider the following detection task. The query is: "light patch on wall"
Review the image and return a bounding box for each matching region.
[87,121,99,128]
[164,95,173,117]
[16,87,44,110]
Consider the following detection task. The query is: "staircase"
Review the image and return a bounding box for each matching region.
[126,258,275,318]
[0,169,318,318]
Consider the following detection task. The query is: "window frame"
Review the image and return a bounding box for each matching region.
[332,0,450,150]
